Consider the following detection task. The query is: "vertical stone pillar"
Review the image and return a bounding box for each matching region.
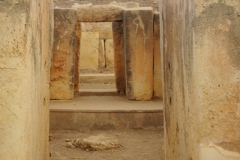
[113,22,126,93]
[153,13,162,98]
[50,9,77,100]
[74,22,81,92]
[0,0,53,159]
[124,8,154,100]
[160,0,240,159]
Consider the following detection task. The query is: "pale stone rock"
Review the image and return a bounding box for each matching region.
[98,39,106,69]
[81,22,113,39]
[153,13,162,98]
[113,22,126,93]
[67,135,122,151]
[124,7,154,100]
[0,0,53,159]
[124,2,140,8]
[161,0,240,159]
[77,5,123,22]
[50,9,77,100]
[105,39,114,68]
[79,32,99,70]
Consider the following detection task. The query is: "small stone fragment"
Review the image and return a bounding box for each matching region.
[66,135,122,151]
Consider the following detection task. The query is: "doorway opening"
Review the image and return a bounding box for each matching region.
[77,22,117,95]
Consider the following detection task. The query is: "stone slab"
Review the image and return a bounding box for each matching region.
[124,7,154,100]
[50,96,163,130]
[79,32,99,70]
[50,9,77,100]
[161,0,240,159]
[0,0,53,159]
[112,22,126,93]
[74,23,81,92]
[153,13,162,98]
[105,39,114,68]
[77,5,124,22]
[98,39,106,69]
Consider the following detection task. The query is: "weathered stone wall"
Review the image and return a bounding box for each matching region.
[161,0,240,159]
[0,0,53,159]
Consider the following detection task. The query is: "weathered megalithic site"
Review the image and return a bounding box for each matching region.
[0,0,239,160]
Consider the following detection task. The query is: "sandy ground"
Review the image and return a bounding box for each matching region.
[50,129,164,160]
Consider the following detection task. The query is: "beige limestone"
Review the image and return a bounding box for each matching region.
[79,32,99,70]
[50,8,77,100]
[77,5,123,22]
[74,22,81,92]
[98,39,106,69]
[81,22,113,39]
[105,39,114,68]
[153,13,162,98]
[67,135,122,151]
[160,0,240,159]
[112,22,126,93]
[0,0,53,159]
[124,7,154,100]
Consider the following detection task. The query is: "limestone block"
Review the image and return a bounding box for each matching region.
[79,32,99,70]
[74,23,81,92]
[77,5,123,22]
[124,2,140,8]
[161,0,240,159]
[112,22,126,93]
[105,39,114,68]
[124,8,154,100]
[81,22,113,39]
[153,13,162,98]
[50,9,77,100]
[0,0,53,159]
[98,39,106,69]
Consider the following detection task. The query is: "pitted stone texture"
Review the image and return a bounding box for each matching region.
[77,5,124,22]
[153,13,162,98]
[50,9,77,100]
[161,0,240,160]
[79,32,99,70]
[105,39,114,68]
[124,7,154,100]
[67,135,122,151]
[113,22,126,93]
[0,0,53,159]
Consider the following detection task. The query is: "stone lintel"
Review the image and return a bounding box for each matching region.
[77,5,124,22]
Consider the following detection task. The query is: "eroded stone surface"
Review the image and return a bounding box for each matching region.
[124,7,154,100]
[67,135,122,151]
[77,5,123,22]
[153,13,162,98]
[113,22,126,93]
[79,32,99,70]
[161,0,240,160]
[0,0,53,159]
[50,8,77,100]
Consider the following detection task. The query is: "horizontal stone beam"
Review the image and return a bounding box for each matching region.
[77,5,124,22]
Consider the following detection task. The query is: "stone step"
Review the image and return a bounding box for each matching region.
[50,96,163,130]
[80,73,115,84]
[77,89,119,96]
